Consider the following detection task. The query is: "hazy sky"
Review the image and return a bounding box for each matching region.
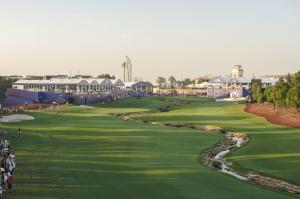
[0,0,299,81]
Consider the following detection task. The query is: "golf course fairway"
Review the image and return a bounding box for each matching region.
[1,97,299,199]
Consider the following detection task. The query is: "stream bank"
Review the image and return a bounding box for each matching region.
[114,105,300,196]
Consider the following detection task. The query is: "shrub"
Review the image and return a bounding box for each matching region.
[185,124,195,128]
[211,160,223,169]
[173,123,184,128]
[219,128,227,134]
[164,123,184,128]
[158,105,171,112]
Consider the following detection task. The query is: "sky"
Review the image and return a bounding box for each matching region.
[0,0,299,82]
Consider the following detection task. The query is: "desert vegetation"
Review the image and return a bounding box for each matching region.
[251,71,300,110]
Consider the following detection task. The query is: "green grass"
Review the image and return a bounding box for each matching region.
[0,96,296,198]
[136,97,300,185]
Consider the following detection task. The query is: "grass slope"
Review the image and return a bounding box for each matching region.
[0,97,295,199]
[136,97,300,186]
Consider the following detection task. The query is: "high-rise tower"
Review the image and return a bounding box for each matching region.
[121,56,133,82]
[126,56,132,82]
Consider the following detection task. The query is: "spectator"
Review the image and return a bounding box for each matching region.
[0,138,16,196]
[9,151,16,172]
[5,156,12,173]
[7,172,12,190]
[0,168,4,187]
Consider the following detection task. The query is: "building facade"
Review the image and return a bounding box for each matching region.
[12,78,125,94]
[231,65,244,78]
[2,78,154,106]
[124,82,153,94]
[206,76,251,98]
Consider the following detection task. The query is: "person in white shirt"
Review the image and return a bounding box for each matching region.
[3,172,8,184]
[4,140,9,148]
[5,158,12,173]
[9,151,16,171]
[0,185,3,197]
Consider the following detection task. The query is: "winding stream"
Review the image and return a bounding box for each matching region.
[212,133,248,181]
[115,103,300,196]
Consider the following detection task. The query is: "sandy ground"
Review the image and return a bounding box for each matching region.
[78,105,95,109]
[216,97,247,102]
[0,114,35,123]
[245,104,300,128]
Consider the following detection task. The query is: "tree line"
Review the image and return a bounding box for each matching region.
[156,76,194,89]
[97,74,116,79]
[251,71,300,110]
[0,77,14,100]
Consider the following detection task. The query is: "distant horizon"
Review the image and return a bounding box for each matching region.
[1,65,297,83]
[1,1,299,82]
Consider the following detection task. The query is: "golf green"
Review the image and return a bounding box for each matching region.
[1,97,297,198]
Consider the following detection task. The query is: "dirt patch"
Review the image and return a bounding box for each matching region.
[245,104,300,128]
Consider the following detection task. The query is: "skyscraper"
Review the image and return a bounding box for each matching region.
[121,56,133,82]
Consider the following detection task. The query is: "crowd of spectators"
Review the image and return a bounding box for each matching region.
[0,105,25,116]
[0,137,16,196]
[0,92,151,196]
[0,104,62,117]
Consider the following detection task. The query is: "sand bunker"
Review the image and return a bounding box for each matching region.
[203,125,223,131]
[216,97,247,102]
[78,105,95,109]
[0,114,35,123]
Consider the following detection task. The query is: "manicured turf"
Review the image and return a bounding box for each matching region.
[1,97,296,198]
[136,97,300,185]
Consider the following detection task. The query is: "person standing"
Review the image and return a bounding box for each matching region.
[18,128,22,137]
[0,168,4,187]
[0,184,3,197]
[7,172,12,190]
[5,157,12,173]
[9,151,16,172]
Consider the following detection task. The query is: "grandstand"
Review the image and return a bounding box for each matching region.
[124,82,153,93]
[12,78,124,93]
[1,78,153,106]
[206,76,277,99]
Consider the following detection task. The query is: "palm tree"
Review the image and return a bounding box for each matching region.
[156,77,166,88]
[168,76,177,88]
